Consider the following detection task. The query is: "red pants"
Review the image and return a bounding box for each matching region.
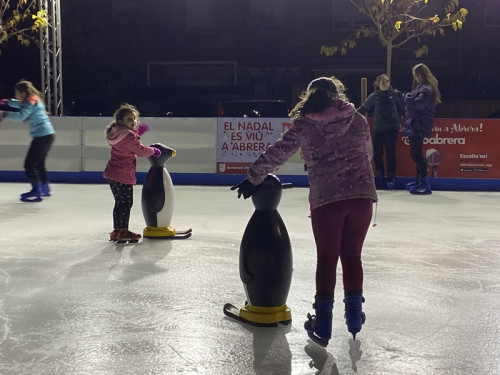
[311,198,373,296]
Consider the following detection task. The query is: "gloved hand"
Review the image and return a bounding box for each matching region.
[402,127,414,137]
[231,179,258,199]
[404,92,414,102]
[152,147,161,157]
[137,123,151,136]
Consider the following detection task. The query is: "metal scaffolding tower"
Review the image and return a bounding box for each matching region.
[39,0,63,116]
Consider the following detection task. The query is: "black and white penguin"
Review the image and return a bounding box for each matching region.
[224,174,293,326]
[141,143,191,239]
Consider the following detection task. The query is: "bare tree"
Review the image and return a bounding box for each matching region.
[321,0,468,77]
[0,0,48,52]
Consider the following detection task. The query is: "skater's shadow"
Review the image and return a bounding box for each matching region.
[348,338,362,372]
[304,340,340,375]
[0,202,43,222]
[65,244,125,281]
[241,323,292,375]
[113,239,172,283]
[64,240,171,283]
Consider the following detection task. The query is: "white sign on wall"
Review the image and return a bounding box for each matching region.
[216,117,292,174]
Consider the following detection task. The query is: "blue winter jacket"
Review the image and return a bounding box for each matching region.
[403,84,436,138]
[6,96,55,138]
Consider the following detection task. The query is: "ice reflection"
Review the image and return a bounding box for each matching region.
[305,340,340,375]
[236,322,292,374]
[0,184,498,374]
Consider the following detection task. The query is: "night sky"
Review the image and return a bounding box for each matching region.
[0,0,498,115]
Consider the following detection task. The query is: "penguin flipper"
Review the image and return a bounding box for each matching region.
[240,262,254,284]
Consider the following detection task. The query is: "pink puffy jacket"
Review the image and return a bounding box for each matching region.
[247,100,377,212]
[103,124,156,185]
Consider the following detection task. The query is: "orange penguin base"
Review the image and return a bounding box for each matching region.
[239,304,292,325]
[143,226,176,238]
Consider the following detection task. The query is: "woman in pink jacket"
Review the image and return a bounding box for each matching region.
[232,77,377,347]
[103,103,160,243]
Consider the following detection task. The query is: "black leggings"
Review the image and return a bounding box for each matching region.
[409,135,428,180]
[24,134,55,185]
[108,180,134,229]
[373,130,398,177]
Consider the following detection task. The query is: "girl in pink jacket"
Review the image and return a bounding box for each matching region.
[103,103,160,243]
[232,77,377,347]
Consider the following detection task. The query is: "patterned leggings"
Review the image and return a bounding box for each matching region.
[108,180,134,229]
[311,198,373,296]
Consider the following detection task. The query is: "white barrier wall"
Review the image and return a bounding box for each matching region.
[134,118,217,174]
[0,117,83,172]
[0,119,32,170]
[2,116,500,190]
[0,117,218,174]
[50,117,82,172]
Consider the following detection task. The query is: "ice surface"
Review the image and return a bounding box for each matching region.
[0,182,499,375]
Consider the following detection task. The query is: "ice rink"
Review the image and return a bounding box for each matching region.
[0,182,499,375]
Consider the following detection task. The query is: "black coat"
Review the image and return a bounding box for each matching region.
[357,87,404,132]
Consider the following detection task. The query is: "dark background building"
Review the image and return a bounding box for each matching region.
[0,0,498,116]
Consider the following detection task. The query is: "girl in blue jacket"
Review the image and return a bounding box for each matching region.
[1,81,55,202]
[403,64,441,195]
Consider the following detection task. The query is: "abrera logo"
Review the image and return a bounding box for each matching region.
[403,134,466,146]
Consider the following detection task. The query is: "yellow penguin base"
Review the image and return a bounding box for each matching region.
[143,226,176,239]
[239,304,292,325]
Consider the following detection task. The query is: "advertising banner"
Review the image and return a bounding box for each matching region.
[395,118,500,178]
[216,117,294,174]
[216,117,500,179]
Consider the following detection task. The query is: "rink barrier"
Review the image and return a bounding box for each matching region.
[1,170,500,191]
[0,116,499,191]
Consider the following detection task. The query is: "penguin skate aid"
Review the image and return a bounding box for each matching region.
[230,76,377,346]
[225,174,293,327]
[141,142,192,240]
[103,103,163,244]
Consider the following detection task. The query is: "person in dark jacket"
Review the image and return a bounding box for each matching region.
[358,74,403,189]
[403,63,441,195]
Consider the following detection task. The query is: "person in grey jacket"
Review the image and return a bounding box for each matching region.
[232,76,377,347]
[357,74,403,189]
